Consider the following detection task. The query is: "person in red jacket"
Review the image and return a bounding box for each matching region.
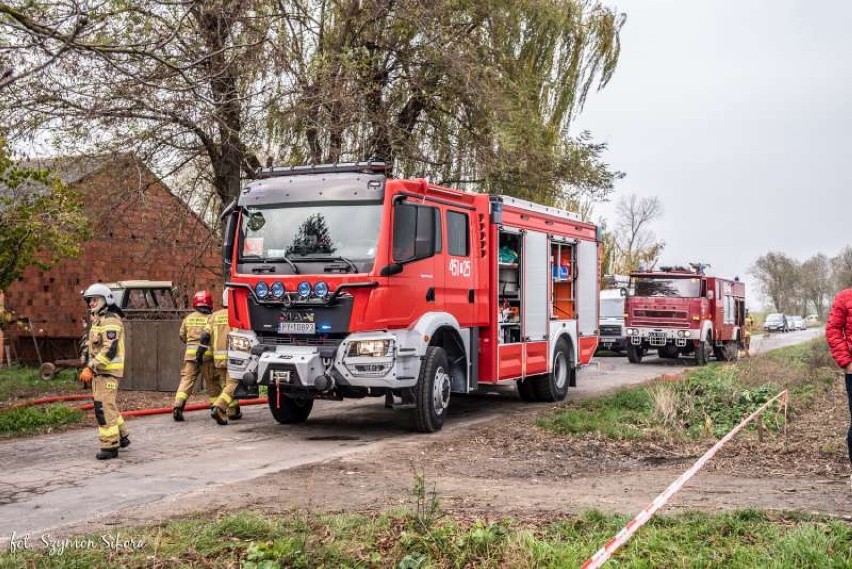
[825,288,852,484]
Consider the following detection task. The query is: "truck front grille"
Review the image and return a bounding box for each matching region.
[600,324,622,337]
[257,334,343,347]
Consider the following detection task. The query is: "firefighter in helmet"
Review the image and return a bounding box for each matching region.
[210,289,242,425]
[173,290,215,421]
[80,283,130,459]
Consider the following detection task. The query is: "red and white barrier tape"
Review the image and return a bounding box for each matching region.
[580,389,788,569]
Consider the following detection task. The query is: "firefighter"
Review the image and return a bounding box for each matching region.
[743,311,755,354]
[79,284,129,460]
[172,290,215,421]
[210,289,242,425]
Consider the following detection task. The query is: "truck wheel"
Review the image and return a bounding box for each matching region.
[413,346,451,433]
[695,334,712,366]
[532,338,572,402]
[626,343,644,364]
[516,378,537,402]
[267,384,313,424]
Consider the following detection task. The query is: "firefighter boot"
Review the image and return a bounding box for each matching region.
[228,406,242,421]
[120,435,131,448]
[172,405,185,422]
[211,405,228,425]
[96,448,119,460]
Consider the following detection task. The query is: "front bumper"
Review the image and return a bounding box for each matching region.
[625,327,697,347]
[227,330,422,392]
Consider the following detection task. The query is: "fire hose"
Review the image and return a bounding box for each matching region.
[4,394,268,417]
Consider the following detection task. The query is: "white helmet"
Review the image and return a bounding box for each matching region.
[82,283,115,305]
[222,288,229,308]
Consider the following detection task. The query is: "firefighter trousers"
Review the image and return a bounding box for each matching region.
[92,375,127,450]
[174,361,217,408]
[212,368,241,418]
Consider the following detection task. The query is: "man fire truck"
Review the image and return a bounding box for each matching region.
[222,162,600,432]
[623,264,746,365]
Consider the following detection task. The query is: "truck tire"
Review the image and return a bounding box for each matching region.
[413,346,451,433]
[267,384,313,424]
[532,338,572,402]
[516,378,537,402]
[626,343,644,364]
[695,334,712,366]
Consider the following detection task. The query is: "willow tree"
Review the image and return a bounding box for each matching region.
[268,0,625,206]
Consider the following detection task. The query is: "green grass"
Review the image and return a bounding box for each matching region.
[537,387,653,439]
[0,403,85,437]
[1,509,850,568]
[538,339,836,441]
[0,366,79,401]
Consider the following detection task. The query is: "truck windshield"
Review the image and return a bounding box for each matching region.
[239,203,383,263]
[631,277,701,298]
[600,298,624,319]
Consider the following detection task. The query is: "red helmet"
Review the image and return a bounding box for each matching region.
[192,290,213,309]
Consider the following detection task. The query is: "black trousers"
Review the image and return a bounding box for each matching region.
[847,375,852,464]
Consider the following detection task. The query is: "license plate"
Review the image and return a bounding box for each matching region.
[270,370,291,383]
[277,322,316,334]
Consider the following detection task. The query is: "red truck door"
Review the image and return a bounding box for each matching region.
[375,200,444,327]
[443,208,476,326]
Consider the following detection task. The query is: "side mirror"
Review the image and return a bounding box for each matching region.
[222,208,239,277]
[380,263,404,277]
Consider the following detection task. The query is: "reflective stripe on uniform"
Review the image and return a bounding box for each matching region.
[98,425,120,438]
[103,362,124,372]
[213,354,228,361]
[176,391,190,401]
[117,416,125,426]
[105,380,117,390]
[219,392,233,404]
[209,397,218,404]
[186,317,209,327]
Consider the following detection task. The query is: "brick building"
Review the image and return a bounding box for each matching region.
[0,153,222,364]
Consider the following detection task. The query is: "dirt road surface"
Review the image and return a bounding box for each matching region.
[0,328,830,544]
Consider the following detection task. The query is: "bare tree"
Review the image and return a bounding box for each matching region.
[610,194,665,273]
[832,246,852,291]
[799,253,831,319]
[751,252,801,313]
[0,1,90,91]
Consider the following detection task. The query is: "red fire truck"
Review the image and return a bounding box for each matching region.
[623,265,746,365]
[222,162,600,432]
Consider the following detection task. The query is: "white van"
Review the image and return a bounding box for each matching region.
[598,288,627,353]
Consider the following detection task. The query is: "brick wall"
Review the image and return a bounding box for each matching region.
[1,155,222,364]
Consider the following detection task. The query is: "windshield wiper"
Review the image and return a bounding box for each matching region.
[264,256,301,274]
[292,255,358,273]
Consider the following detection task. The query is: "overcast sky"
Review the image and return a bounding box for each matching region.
[572,0,852,309]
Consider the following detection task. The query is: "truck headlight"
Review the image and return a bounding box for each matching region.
[347,340,394,358]
[228,334,252,353]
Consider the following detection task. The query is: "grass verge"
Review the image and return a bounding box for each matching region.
[1,509,850,568]
[0,404,85,437]
[537,339,836,441]
[0,367,79,401]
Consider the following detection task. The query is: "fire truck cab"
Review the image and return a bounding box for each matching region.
[222,162,600,432]
[624,265,746,365]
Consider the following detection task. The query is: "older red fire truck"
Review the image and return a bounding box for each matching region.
[624,265,746,365]
[221,162,600,432]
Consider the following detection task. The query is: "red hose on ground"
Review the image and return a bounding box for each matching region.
[3,393,93,410]
[121,397,268,418]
